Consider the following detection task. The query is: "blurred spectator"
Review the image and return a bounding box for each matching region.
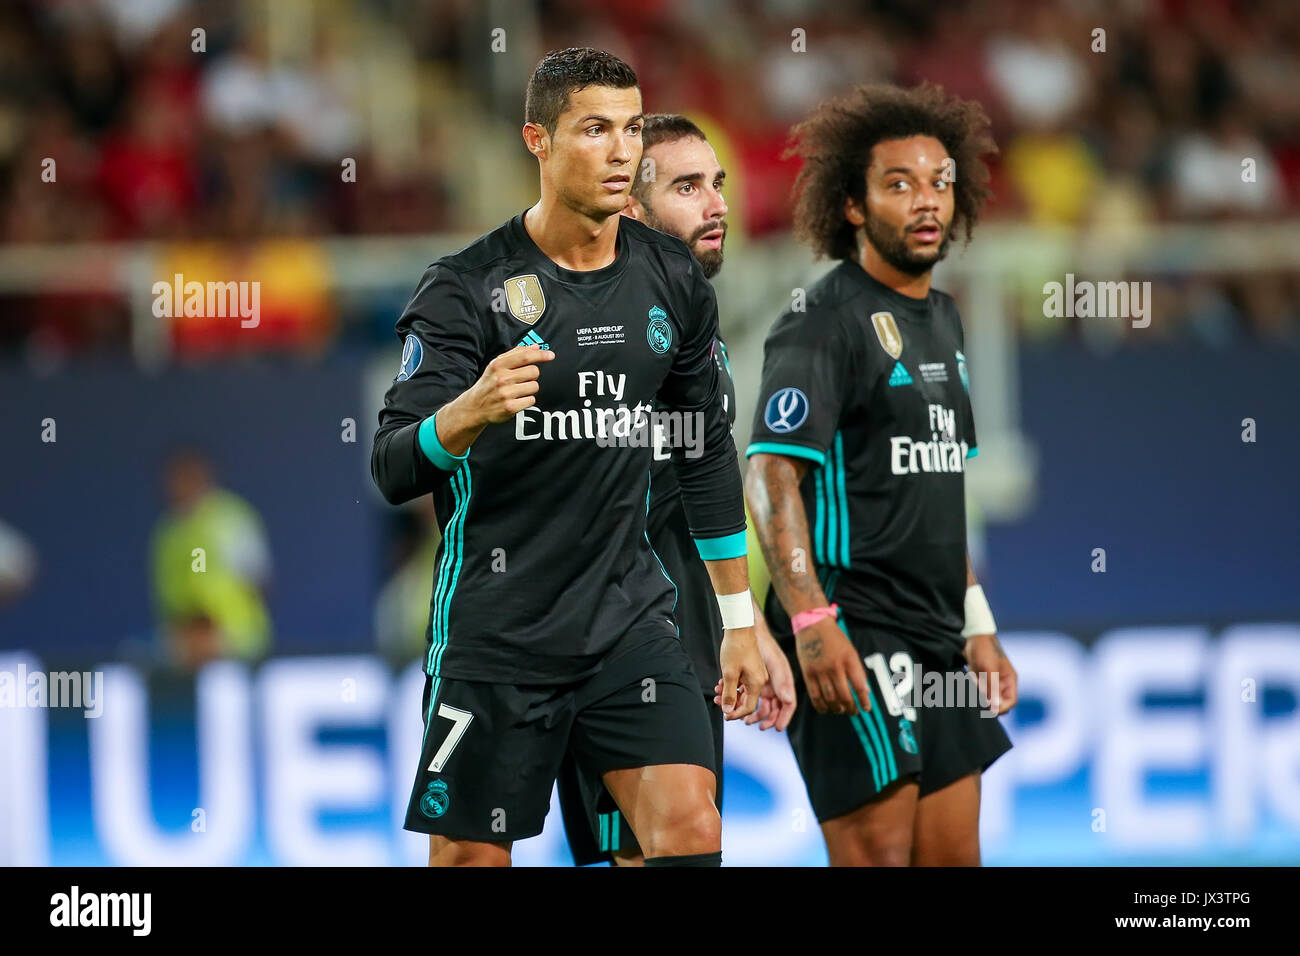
[0,0,1299,354]
[150,449,272,670]
[985,6,1089,130]
[0,519,37,606]
[96,82,199,237]
[1168,104,1284,217]
[1004,127,1102,224]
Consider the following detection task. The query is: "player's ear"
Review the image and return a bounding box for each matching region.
[622,195,647,221]
[844,195,866,227]
[522,122,549,159]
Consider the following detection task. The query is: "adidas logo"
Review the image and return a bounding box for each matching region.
[888,361,913,387]
[517,329,550,350]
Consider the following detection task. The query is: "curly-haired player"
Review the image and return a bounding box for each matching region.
[745,83,1017,866]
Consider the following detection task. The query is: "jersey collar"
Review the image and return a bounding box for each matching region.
[508,211,631,287]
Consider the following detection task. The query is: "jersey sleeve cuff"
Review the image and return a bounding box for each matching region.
[966,446,979,459]
[693,530,749,561]
[744,441,827,467]
[418,412,470,472]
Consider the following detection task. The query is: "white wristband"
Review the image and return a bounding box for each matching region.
[716,590,755,630]
[962,584,996,638]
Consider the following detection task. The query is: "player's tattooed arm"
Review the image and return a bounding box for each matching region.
[744,453,827,615]
[746,452,870,715]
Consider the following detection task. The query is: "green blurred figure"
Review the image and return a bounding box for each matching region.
[151,449,272,669]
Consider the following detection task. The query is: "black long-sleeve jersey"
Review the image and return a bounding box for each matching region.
[747,261,978,660]
[647,337,736,693]
[372,212,747,684]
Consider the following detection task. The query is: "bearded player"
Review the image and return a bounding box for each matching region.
[556,114,796,865]
[745,84,1017,866]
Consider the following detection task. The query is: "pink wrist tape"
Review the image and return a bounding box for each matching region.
[791,603,839,634]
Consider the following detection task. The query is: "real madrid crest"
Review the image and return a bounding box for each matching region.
[646,305,672,354]
[420,779,450,818]
[505,274,546,325]
[870,311,904,359]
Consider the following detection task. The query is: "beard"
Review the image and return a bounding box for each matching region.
[862,212,952,277]
[644,208,725,278]
[692,245,723,279]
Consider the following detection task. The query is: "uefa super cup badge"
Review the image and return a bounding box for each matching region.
[420,779,450,818]
[646,305,672,354]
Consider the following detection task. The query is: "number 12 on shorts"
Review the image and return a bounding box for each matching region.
[428,703,474,773]
[863,652,917,721]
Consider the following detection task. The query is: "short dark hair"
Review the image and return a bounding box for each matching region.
[524,48,639,136]
[640,113,707,151]
[631,114,708,204]
[787,83,997,261]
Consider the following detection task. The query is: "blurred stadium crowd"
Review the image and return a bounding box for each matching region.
[1,0,1298,358]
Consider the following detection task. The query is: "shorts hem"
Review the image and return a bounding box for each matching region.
[919,739,1013,798]
[811,772,921,825]
[401,819,544,842]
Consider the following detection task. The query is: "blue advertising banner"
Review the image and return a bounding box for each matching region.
[5,624,1298,866]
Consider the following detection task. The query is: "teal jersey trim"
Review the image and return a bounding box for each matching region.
[824,440,837,564]
[833,432,849,567]
[745,441,827,467]
[417,412,471,472]
[966,446,979,459]
[427,463,472,676]
[813,468,827,565]
[813,432,851,569]
[694,529,748,561]
[817,566,841,601]
[717,339,733,376]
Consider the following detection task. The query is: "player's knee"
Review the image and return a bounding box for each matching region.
[829,832,912,867]
[915,833,979,866]
[639,803,720,857]
[825,814,914,867]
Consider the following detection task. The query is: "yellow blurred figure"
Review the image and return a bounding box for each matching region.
[1004,131,1101,224]
[151,450,272,669]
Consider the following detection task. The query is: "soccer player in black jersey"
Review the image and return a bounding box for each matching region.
[371,49,767,867]
[745,84,1018,866]
[555,114,797,866]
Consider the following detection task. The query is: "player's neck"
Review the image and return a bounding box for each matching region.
[857,246,932,300]
[524,199,621,272]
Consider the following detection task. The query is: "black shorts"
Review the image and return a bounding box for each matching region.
[557,690,724,865]
[403,621,716,842]
[785,611,1012,824]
